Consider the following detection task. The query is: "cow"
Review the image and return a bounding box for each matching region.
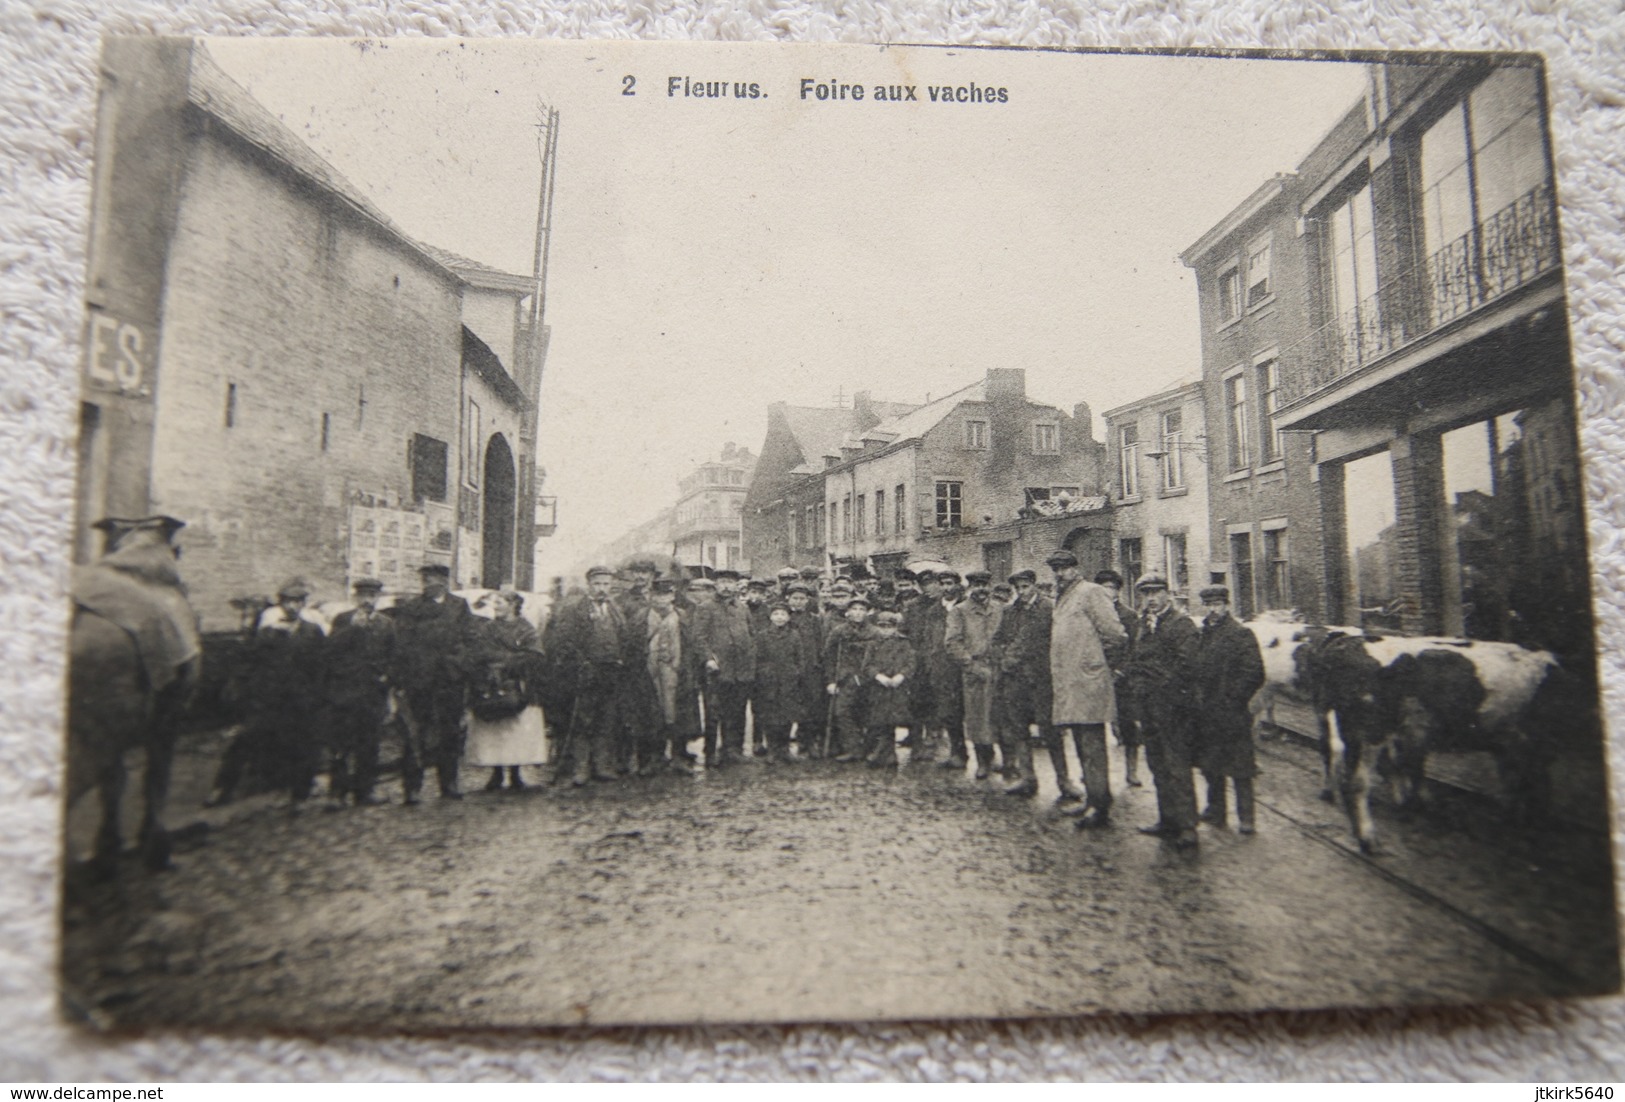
[1244,618,1589,854]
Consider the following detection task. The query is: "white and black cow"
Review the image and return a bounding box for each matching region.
[1246,619,1591,854]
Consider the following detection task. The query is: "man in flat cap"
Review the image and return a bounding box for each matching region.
[323,578,397,807]
[628,577,702,774]
[786,582,828,758]
[1122,573,1201,849]
[776,566,801,603]
[1192,585,1265,835]
[990,569,1052,789]
[1046,549,1128,827]
[390,563,475,801]
[208,576,327,808]
[550,565,632,785]
[945,570,1004,773]
[903,569,966,769]
[694,568,756,768]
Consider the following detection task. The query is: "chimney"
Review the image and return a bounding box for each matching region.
[1073,402,1093,441]
[986,369,1025,401]
[852,390,875,428]
[722,441,736,461]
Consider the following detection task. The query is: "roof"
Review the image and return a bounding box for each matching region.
[856,379,985,446]
[189,45,541,304]
[462,326,527,409]
[420,244,535,292]
[1179,173,1295,267]
[1102,375,1204,420]
[781,405,865,465]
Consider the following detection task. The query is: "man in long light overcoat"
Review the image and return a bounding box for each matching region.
[1046,549,1128,829]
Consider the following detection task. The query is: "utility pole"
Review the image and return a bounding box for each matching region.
[519,103,560,587]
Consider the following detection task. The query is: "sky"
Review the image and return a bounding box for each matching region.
[206,40,1369,577]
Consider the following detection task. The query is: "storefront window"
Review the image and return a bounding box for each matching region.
[1344,451,1399,631]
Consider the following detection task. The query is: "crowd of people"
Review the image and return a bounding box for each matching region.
[206,550,1266,851]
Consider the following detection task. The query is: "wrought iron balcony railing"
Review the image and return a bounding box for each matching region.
[1280,181,1559,406]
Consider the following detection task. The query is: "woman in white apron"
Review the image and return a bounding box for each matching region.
[464,589,548,791]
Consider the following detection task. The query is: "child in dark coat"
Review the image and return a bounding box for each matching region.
[862,610,917,767]
[753,602,810,763]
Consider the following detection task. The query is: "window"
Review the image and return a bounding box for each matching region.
[410,433,449,503]
[1160,409,1184,491]
[935,481,963,528]
[965,419,989,449]
[320,412,331,453]
[1118,423,1140,499]
[1264,527,1290,610]
[1246,234,1271,307]
[874,490,885,537]
[1225,373,1250,471]
[817,502,827,543]
[1218,263,1242,322]
[1420,67,1551,321]
[805,505,815,547]
[1257,358,1283,462]
[1163,533,1189,591]
[855,494,867,539]
[895,484,906,533]
[842,495,851,542]
[1120,538,1144,601]
[789,510,798,548]
[224,382,237,429]
[465,399,481,487]
[1229,531,1255,620]
[1328,182,1379,326]
[1033,423,1059,453]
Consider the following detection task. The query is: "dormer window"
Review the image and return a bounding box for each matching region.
[965,419,989,449]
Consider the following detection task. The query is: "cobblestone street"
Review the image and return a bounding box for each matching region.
[61,732,1619,1030]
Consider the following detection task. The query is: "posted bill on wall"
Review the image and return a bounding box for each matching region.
[61,39,1620,1031]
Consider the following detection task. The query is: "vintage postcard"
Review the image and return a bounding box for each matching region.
[61,39,1620,1030]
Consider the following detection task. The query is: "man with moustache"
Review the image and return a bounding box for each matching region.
[1046,550,1128,828]
[1193,585,1266,836]
[944,570,1003,775]
[1122,573,1201,850]
[391,563,475,802]
[694,568,756,768]
[553,565,631,786]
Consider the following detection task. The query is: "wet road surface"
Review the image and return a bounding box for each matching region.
[61,732,1619,1029]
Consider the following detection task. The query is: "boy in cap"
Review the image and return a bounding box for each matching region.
[823,593,874,761]
[753,601,811,763]
[860,610,916,767]
[324,578,397,807]
[1192,585,1265,835]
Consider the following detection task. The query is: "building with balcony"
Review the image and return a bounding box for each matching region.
[820,369,1107,580]
[1102,379,1212,610]
[672,443,757,573]
[1184,59,1586,660]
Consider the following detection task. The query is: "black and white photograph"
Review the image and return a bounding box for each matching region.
[51,36,1621,1034]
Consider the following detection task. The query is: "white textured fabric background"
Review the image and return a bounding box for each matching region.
[4,0,1624,1082]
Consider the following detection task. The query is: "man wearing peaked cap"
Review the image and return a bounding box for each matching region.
[1192,583,1265,836]
[1097,569,1143,787]
[323,576,397,807]
[390,560,476,801]
[1122,570,1201,849]
[946,568,1004,778]
[1047,549,1128,827]
[549,563,632,785]
[694,565,755,768]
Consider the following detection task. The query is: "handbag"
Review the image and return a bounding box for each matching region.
[470,659,528,722]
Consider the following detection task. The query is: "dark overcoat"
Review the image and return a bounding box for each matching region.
[752,623,811,729]
[325,608,396,711]
[694,597,756,684]
[904,598,964,727]
[789,608,826,719]
[1121,606,1199,739]
[862,634,917,728]
[993,594,1053,726]
[1191,613,1265,777]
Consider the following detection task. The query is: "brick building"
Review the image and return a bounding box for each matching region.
[741,393,917,574]
[77,40,545,630]
[672,443,756,574]
[819,369,1107,580]
[1101,379,1211,609]
[1184,59,1587,659]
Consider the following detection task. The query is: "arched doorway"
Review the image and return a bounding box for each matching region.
[481,433,516,587]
